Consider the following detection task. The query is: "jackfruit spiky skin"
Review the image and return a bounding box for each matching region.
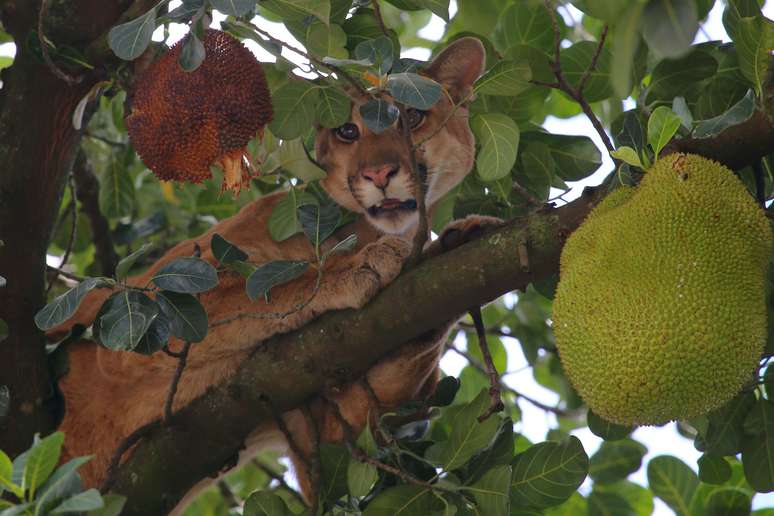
[126,29,272,190]
[552,153,773,426]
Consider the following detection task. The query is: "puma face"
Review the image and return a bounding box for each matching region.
[316,37,486,235]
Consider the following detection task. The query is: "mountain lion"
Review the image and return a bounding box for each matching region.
[50,36,488,510]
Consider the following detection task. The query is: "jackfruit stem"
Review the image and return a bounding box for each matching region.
[220,149,252,194]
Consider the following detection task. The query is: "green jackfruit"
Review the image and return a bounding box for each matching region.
[553,153,773,425]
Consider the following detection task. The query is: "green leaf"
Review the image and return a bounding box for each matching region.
[517,142,554,200]
[269,82,320,140]
[354,36,394,74]
[672,96,693,130]
[107,6,158,60]
[35,456,93,514]
[510,436,589,509]
[561,41,613,102]
[693,90,756,138]
[734,15,774,98]
[705,487,752,516]
[0,450,20,497]
[319,443,349,502]
[99,155,134,219]
[178,31,205,71]
[587,490,636,516]
[363,485,444,516]
[359,99,399,134]
[742,399,774,492]
[646,49,718,103]
[18,432,64,500]
[425,389,501,471]
[611,146,644,168]
[245,261,309,302]
[647,106,682,157]
[593,480,654,516]
[494,3,554,53]
[347,425,378,497]
[210,0,255,16]
[306,22,348,59]
[156,291,208,343]
[298,202,342,247]
[115,243,154,282]
[471,113,520,181]
[474,59,533,96]
[322,234,358,261]
[723,0,763,41]
[428,376,460,407]
[95,290,160,351]
[86,494,126,516]
[416,0,449,21]
[589,439,647,484]
[316,87,351,128]
[464,418,514,484]
[134,314,170,355]
[165,0,204,23]
[268,189,316,242]
[466,465,511,516]
[387,73,442,110]
[211,234,248,266]
[51,489,104,513]
[647,455,699,516]
[34,277,112,331]
[243,490,292,516]
[703,391,756,456]
[521,132,602,181]
[698,454,732,485]
[151,257,218,294]
[641,0,699,59]
[276,139,327,182]
[261,0,330,24]
[611,3,645,98]
[587,409,634,441]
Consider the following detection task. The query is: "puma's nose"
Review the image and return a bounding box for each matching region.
[361,164,399,189]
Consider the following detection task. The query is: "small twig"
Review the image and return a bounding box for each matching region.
[398,103,429,263]
[348,445,455,494]
[512,182,541,206]
[370,0,390,37]
[457,321,515,339]
[576,24,609,95]
[100,420,161,493]
[246,21,367,97]
[37,0,83,85]
[161,345,183,359]
[445,344,571,417]
[251,458,309,508]
[210,266,323,328]
[46,265,86,283]
[73,150,119,276]
[469,307,503,422]
[47,175,78,294]
[543,1,615,154]
[85,132,126,148]
[163,341,191,422]
[216,479,241,508]
[299,404,321,515]
[264,398,313,472]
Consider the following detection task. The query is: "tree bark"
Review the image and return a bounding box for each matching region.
[0,0,157,456]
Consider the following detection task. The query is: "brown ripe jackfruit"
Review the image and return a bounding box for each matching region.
[126,29,272,192]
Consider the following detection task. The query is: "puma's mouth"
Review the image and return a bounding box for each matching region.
[367,198,418,216]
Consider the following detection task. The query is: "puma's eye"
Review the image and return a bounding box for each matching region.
[405,108,426,130]
[335,123,360,143]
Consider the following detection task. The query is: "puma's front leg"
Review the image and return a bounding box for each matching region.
[316,234,412,311]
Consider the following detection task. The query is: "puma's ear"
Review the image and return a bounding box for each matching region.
[425,37,485,103]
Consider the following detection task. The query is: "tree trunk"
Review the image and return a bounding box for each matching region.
[0,43,94,455]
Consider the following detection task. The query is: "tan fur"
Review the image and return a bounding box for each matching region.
[50,38,487,509]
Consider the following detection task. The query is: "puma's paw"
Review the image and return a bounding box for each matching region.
[357,235,412,287]
[431,215,505,254]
